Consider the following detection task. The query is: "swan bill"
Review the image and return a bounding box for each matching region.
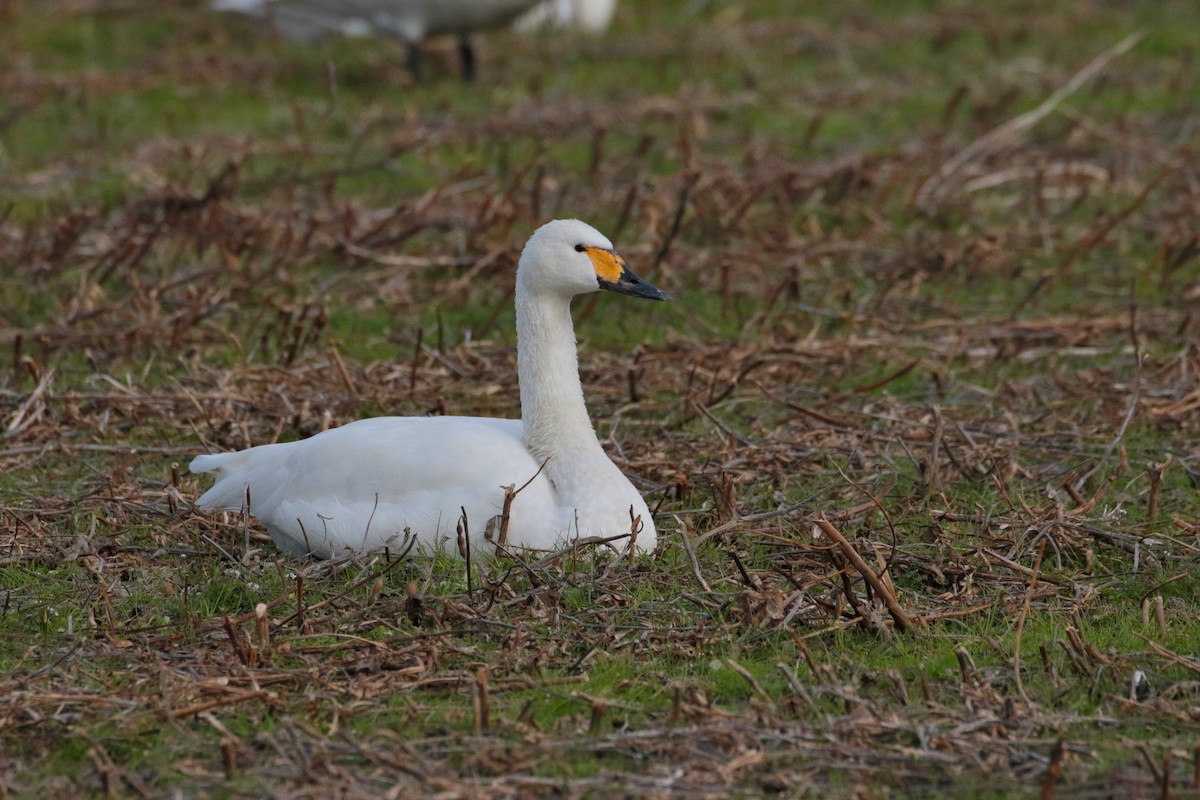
[586,248,670,301]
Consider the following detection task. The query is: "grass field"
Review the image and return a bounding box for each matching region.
[3,0,1200,797]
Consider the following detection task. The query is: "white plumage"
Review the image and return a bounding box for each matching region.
[191,219,668,559]
[515,0,617,33]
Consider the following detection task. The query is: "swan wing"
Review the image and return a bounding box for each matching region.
[191,416,563,556]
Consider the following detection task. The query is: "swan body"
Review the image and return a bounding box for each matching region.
[192,219,668,559]
[211,0,541,80]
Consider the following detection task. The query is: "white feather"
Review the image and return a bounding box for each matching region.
[515,0,617,33]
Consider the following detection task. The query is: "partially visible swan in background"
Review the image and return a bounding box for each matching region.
[515,0,617,33]
[211,0,541,80]
[191,219,668,559]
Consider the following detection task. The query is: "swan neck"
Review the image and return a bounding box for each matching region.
[516,287,598,461]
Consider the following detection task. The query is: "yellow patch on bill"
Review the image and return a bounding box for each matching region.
[585,248,625,284]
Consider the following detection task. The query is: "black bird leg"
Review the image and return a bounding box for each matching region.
[406,39,424,82]
[458,35,476,82]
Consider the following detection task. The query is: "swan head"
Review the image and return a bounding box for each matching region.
[519,219,669,302]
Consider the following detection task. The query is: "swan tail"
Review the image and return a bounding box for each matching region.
[190,452,253,511]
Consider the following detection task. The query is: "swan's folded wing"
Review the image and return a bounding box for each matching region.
[190,416,562,555]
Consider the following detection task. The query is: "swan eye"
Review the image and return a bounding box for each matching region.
[574,244,585,253]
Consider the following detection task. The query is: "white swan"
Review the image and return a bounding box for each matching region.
[191,219,668,559]
[211,0,542,80]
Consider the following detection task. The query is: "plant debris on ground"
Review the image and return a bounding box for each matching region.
[2,1,1200,797]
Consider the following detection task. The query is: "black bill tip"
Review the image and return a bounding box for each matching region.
[599,265,670,301]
